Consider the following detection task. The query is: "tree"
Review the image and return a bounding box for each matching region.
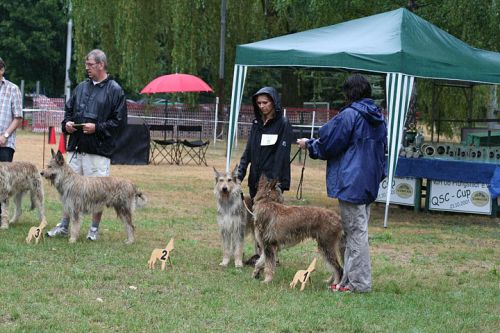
[67,0,498,135]
[415,0,499,137]
[0,0,67,97]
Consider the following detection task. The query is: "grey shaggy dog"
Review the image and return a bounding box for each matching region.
[213,165,255,268]
[252,176,344,285]
[0,161,46,229]
[40,150,146,244]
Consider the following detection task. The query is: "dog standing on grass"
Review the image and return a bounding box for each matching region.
[0,161,46,229]
[213,165,256,268]
[252,176,344,285]
[40,150,146,244]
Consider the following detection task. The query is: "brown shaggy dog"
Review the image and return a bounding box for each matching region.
[252,176,344,284]
[40,150,146,244]
[0,161,46,229]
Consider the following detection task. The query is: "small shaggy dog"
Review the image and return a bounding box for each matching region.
[0,161,46,229]
[252,176,344,285]
[40,150,146,244]
[213,165,256,268]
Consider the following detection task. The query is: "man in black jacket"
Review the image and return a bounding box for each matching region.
[47,49,127,241]
[238,87,292,198]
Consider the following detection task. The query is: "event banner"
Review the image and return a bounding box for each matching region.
[376,177,417,206]
[428,181,491,215]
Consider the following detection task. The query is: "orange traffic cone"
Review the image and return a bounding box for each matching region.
[58,133,66,154]
[48,127,56,144]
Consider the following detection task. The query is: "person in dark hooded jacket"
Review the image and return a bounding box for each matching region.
[238,87,293,199]
[297,74,387,293]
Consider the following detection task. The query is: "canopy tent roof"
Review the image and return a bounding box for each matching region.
[236,8,500,84]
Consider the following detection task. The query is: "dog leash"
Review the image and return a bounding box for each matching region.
[290,147,307,200]
[240,192,255,217]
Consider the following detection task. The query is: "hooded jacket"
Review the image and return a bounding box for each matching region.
[238,87,293,198]
[62,76,127,158]
[307,98,387,204]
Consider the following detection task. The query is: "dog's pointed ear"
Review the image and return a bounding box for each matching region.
[50,148,55,158]
[258,174,268,189]
[231,164,239,181]
[55,151,65,165]
[270,179,279,189]
[213,166,220,180]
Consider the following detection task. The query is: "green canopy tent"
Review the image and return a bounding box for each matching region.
[226,7,500,227]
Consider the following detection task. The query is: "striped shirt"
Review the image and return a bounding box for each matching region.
[0,77,22,150]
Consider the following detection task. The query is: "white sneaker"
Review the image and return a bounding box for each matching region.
[47,223,69,237]
[86,227,99,241]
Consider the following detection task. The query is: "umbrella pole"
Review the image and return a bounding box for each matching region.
[164,99,168,126]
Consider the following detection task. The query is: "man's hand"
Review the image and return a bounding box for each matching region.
[65,121,77,134]
[82,123,96,135]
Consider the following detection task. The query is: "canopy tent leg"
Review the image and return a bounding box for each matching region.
[225,65,247,172]
[384,73,415,228]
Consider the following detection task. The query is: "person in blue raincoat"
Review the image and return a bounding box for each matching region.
[297,74,387,293]
[238,87,293,199]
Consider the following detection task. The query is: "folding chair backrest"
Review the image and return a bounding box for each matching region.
[149,124,177,165]
[176,125,209,166]
[149,124,174,140]
[177,125,202,141]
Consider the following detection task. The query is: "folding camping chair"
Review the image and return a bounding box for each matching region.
[177,125,209,166]
[149,124,178,164]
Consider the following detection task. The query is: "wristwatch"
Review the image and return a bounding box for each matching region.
[3,132,9,139]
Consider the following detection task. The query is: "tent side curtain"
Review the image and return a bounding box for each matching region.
[384,72,415,227]
[225,65,248,172]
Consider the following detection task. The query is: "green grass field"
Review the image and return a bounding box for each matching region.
[0,131,498,332]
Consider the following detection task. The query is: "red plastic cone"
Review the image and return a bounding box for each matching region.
[58,133,66,154]
[48,127,56,144]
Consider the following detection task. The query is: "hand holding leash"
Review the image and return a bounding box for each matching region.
[296,138,308,149]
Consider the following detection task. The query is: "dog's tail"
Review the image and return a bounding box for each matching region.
[135,192,147,209]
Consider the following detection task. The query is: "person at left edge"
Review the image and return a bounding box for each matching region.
[0,57,23,229]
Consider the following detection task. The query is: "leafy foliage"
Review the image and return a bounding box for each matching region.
[0,0,67,96]
[0,0,497,129]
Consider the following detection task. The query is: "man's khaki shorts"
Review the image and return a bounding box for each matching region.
[66,151,110,177]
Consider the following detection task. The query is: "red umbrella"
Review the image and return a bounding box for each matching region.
[140,73,213,94]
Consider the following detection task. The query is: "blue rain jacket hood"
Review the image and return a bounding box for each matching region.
[238,87,293,198]
[307,98,387,204]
